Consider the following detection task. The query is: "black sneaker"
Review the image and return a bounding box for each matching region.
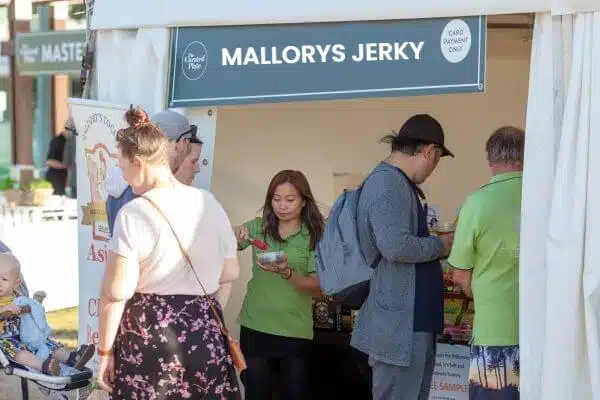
[67,344,95,370]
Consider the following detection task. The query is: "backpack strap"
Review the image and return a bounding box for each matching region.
[354,163,424,269]
[353,170,385,269]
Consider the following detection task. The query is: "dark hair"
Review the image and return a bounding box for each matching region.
[262,170,325,250]
[380,134,436,155]
[486,126,525,165]
[116,106,169,165]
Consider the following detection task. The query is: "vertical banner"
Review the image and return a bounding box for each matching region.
[68,98,128,374]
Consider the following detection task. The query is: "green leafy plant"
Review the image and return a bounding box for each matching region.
[0,176,17,191]
[25,179,53,190]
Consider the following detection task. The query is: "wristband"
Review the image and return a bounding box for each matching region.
[97,348,113,357]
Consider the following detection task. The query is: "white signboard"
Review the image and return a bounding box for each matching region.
[429,343,471,400]
[69,99,128,374]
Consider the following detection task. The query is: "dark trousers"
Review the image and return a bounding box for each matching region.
[46,169,67,196]
[241,356,308,400]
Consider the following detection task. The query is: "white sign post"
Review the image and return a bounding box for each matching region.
[68,99,128,375]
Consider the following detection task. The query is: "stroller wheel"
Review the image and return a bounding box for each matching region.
[37,386,67,399]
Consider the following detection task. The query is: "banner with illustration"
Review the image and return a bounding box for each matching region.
[68,99,128,375]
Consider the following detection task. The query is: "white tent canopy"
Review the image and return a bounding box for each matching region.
[522,12,600,399]
[89,0,600,399]
[89,0,599,30]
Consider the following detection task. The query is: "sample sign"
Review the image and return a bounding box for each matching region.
[69,98,128,375]
[16,30,86,75]
[168,16,486,107]
[430,343,471,400]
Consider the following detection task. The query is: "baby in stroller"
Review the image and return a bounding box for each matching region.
[0,253,94,375]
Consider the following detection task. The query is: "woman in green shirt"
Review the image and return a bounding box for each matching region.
[235,169,324,400]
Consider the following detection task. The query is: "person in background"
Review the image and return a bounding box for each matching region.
[45,128,68,195]
[449,126,525,400]
[105,110,202,236]
[234,170,324,400]
[351,114,454,400]
[96,107,240,399]
[62,117,77,199]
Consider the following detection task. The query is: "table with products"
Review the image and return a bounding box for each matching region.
[309,241,473,400]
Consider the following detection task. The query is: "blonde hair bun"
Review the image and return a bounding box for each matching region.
[124,106,149,129]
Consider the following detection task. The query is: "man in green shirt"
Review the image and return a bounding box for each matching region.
[449,126,524,399]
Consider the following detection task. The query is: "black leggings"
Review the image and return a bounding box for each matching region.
[241,356,308,400]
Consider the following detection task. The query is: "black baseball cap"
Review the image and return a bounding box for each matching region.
[396,114,454,157]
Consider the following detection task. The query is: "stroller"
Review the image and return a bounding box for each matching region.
[0,285,93,400]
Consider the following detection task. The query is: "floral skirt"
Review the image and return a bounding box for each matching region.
[111,293,241,400]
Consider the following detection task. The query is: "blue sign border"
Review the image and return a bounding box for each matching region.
[168,17,487,107]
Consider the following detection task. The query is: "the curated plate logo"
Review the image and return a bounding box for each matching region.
[181,41,208,80]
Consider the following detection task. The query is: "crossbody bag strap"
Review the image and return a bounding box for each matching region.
[139,195,230,335]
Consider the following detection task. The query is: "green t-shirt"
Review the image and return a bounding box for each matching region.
[236,217,315,339]
[448,172,522,346]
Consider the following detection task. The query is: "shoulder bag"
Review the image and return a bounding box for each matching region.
[140,195,247,372]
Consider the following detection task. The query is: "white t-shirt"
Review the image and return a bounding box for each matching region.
[108,184,237,297]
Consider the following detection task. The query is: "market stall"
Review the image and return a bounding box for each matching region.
[79,0,600,399]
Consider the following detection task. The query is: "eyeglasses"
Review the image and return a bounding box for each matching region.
[175,125,203,145]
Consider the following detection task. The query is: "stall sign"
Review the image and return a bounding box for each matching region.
[69,98,128,374]
[429,343,471,400]
[168,16,486,107]
[15,30,86,75]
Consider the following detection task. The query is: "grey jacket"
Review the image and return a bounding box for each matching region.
[350,162,444,367]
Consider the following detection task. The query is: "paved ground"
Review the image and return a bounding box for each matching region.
[0,375,91,399]
[0,375,46,399]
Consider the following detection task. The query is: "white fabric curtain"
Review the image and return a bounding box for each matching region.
[521,11,600,400]
[95,27,170,114]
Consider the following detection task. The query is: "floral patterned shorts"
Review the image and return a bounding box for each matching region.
[0,336,62,359]
[469,345,520,400]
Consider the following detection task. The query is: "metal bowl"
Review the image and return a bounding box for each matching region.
[257,251,287,267]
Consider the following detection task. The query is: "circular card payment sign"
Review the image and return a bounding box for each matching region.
[440,19,472,64]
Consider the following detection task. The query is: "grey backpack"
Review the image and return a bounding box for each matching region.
[315,177,381,310]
